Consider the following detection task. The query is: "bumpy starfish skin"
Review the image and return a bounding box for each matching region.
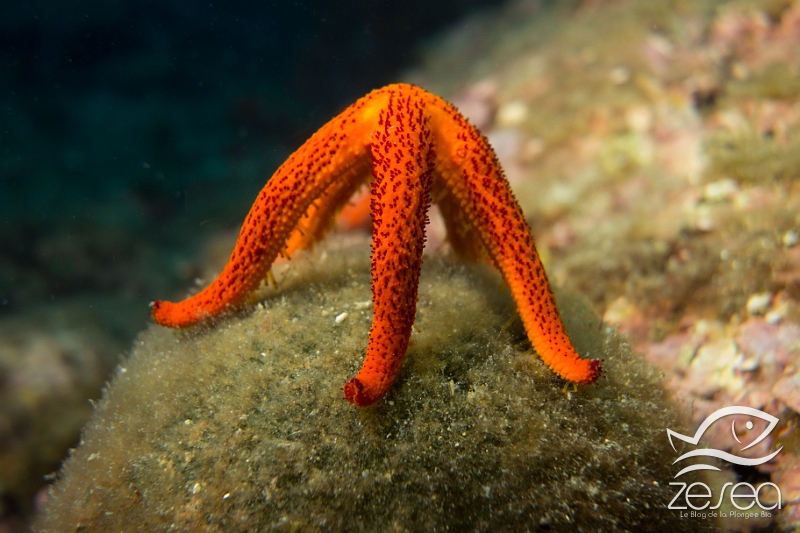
[152,84,602,407]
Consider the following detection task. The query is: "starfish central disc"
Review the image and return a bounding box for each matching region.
[151,84,603,407]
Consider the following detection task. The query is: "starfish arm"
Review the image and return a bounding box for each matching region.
[282,165,372,257]
[335,185,372,231]
[434,181,487,262]
[344,88,434,406]
[426,98,602,385]
[151,98,381,327]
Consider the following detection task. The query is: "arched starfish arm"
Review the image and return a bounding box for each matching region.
[151,97,384,327]
[282,165,372,257]
[344,89,435,407]
[426,100,602,385]
[435,181,487,262]
[335,184,373,231]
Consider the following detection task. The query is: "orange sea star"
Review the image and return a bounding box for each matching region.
[152,83,602,407]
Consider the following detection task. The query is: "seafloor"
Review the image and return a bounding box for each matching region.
[6,0,800,531]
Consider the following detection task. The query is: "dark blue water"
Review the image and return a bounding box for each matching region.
[0,0,505,314]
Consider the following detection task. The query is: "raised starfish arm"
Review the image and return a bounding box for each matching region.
[152,84,601,408]
[426,98,602,385]
[281,165,371,258]
[151,99,379,326]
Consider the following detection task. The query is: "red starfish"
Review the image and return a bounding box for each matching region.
[152,84,602,407]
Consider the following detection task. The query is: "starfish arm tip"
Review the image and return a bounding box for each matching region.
[151,299,193,328]
[150,299,165,319]
[344,377,383,407]
[579,359,604,385]
[151,300,172,325]
[344,377,365,406]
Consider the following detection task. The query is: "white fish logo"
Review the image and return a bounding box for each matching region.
[667,406,782,478]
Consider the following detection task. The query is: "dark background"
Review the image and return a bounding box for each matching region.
[0,0,505,318]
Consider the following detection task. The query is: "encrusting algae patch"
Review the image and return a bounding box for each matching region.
[34,238,712,532]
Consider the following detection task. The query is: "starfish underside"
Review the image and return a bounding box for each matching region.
[152,83,602,407]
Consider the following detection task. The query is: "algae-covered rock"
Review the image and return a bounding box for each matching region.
[34,240,711,532]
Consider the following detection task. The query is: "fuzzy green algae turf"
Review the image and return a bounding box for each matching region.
[34,240,712,532]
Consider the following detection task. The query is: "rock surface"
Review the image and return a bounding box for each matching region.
[34,241,707,532]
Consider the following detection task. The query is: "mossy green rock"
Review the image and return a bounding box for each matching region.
[35,242,711,532]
